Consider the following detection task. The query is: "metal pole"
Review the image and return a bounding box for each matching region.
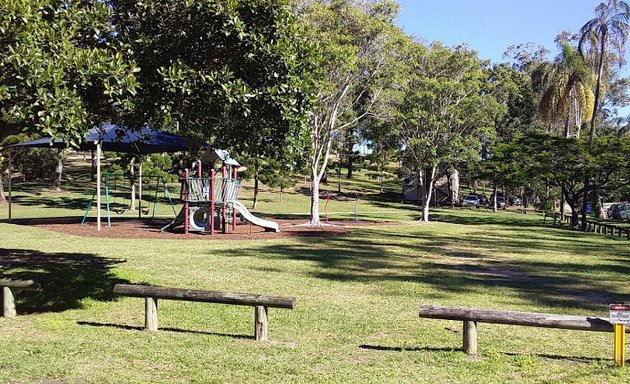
[138,161,143,219]
[615,324,626,367]
[184,169,189,234]
[8,149,12,222]
[210,169,215,235]
[96,141,101,231]
[232,167,237,232]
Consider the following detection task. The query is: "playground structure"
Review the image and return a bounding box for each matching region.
[161,150,279,234]
[82,173,177,227]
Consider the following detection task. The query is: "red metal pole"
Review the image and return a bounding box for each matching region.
[197,159,202,178]
[183,169,189,234]
[210,169,215,235]
[221,164,227,234]
[232,167,237,232]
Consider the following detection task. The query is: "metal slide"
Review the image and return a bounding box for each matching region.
[226,200,280,232]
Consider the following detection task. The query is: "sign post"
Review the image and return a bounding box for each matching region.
[610,303,630,367]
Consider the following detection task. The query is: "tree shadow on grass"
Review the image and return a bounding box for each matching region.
[226,223,630,312]
[0,248,129,314]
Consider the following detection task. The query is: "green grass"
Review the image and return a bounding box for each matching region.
[1,158,630,383]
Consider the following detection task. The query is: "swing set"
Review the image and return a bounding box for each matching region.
[82,172,177,227]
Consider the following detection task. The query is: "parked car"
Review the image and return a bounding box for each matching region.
[509,195,522,205]
[489,193,507,208]
[462,194,480,207]
[476,194,489,205]
[612,203,630,221]
[610,203,628,220]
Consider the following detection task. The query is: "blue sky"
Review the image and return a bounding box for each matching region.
[395,0,619,63]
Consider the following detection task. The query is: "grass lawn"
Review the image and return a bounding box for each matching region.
[1,159,629,383]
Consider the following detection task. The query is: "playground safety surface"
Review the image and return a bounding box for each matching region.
[10,217,391,240]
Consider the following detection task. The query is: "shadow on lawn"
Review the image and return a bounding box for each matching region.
[0,248,129,314]
[10,195,91,212]
[231,221,630,312]
[76,321,253,340]
[360,344,607,363]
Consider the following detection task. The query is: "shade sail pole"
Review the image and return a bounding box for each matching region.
[96,141,101,231]
[138,160,143,219]
[8,149,12,222]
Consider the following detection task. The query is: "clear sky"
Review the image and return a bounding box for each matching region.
[395,0,623,63]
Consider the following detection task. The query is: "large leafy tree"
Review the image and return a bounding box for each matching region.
[397,42,498,222]
[299,0,407,225]
[110,0,315,158]
[579,0,630,148]
[0,0,139,197]
[515,134,630,226]
[0,0,139,145]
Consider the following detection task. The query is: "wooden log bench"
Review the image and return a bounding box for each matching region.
[0,278,40,318]
[113,284,296,341]
[419,304,629,356]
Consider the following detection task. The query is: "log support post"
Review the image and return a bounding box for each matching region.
[145,297,158,331]
[463,320,477,355]
[1,287,16,318]
[255,305,268,341]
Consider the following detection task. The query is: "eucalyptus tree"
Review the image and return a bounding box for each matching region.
[396,42,498,222]
[579,0,630,147]
[299,0,407,225]
[536,43,595,138]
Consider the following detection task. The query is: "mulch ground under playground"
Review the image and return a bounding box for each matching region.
[9,216,394,240]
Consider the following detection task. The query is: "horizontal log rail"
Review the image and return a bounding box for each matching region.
[0,278,40,290]
[113,284,296,309]
[419,304,628,356]
[113,284,296,341]
[1,278,40,318]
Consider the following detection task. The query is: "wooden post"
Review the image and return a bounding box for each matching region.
[1,287,16,318]
[255,305,268,341]
[463,320,477,355]
[145,297,158,331]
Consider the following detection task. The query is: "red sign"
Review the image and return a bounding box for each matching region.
[610,304,630,311]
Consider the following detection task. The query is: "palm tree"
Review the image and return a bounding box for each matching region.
[579,0,630,148]
[537,43,595,138]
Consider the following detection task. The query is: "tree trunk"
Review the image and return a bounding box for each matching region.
[560,188,565,221]
[588,34,606,150]
[580,178,589,230]
[253,173,259,210]
[563,115,570,138]
[346,128,354,179]
[419,166,437,222]
[91,150,96,182]
[51,149,64,191]
[593,189,604,219]
[449,168,460,207]
[129,157,136,211]
[492,182,498,212]
[310,169,322,225]
[0,174,5,202]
